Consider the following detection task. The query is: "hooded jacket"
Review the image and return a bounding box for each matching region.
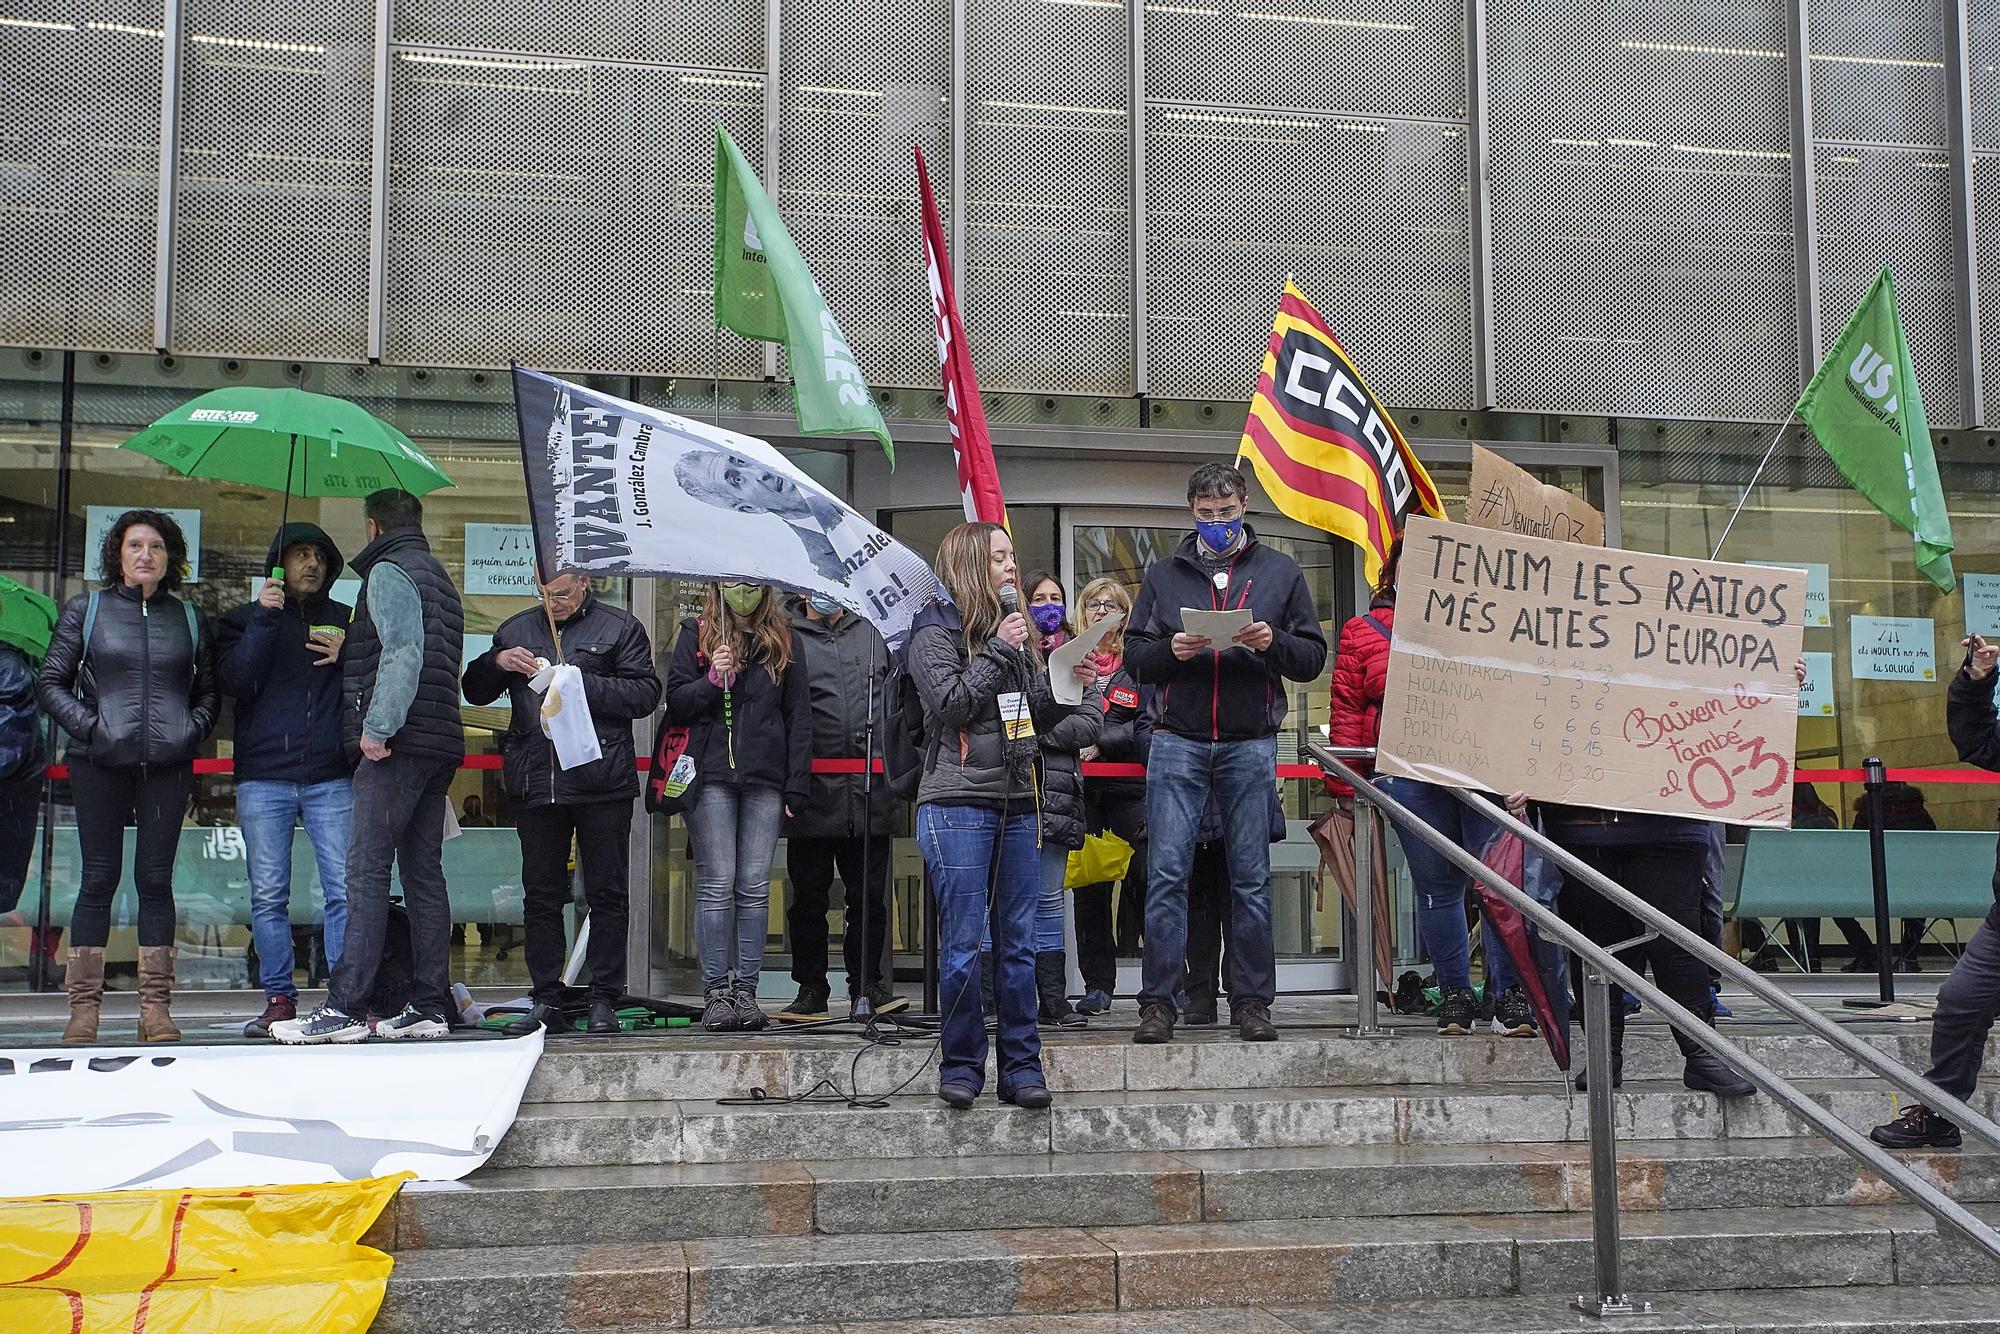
[38,582,217,767]
[216,523,352,786]
[462,590,662,807]
[1124,527,1328,742]
[663,616,811,808]
[784,603,899,840]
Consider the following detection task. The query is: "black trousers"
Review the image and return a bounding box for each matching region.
[1184,841,1233,1006]
[1076,790,1146,994]
[786,833,891,996]
[330,752,456,1020]
[1559,842,1712,1058]
[517,799,633,1004]
[68,758,192,948]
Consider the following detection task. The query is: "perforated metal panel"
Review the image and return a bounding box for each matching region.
[1973,0,2000,147]
[1147,117,1471,406]
[383,52,765,374]
[0,1,165,350]
[1810,0,1948,148]
[392,0,763,70]
[170,0,373,359]
[1487,0,1798,420]
[1814,145,1961,427]
[1146,0,1463,119]
[778,0,948,392]
[1978,153,2000,422]
[963,0,1131,395]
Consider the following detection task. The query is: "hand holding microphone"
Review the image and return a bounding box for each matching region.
[997,584,1029,649]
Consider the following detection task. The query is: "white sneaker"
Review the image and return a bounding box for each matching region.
[271,1003,370,1045]
[374,1004,450,1040]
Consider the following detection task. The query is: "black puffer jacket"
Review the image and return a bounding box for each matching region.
[663,616,811,808]
[37,583,218,766]
[785,604,898,839]
[215,523,351,786]
[1090,655,1151,804]
[1035,633,1104,851]
[462,591,662,807]
[343,528,464,766]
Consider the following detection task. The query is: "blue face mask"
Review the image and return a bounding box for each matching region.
[1195,516,1244,552]
[1030,603,1066,635]
[807,593,844,615]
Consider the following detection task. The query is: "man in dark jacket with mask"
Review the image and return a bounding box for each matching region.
[275,489,464,1045]
[1124,462,1327,1045]
[775,594,903,1021]
[462,571,661,1035]
[217,523,352,1036]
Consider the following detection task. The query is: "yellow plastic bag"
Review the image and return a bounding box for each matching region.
[0,1172,410,1334]
[1065,830,1136,889]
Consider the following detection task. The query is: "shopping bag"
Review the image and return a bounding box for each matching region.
[1064,831,1136,889]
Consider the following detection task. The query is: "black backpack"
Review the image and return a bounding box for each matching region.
[881,648,933,802]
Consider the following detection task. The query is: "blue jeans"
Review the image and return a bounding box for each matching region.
[983,841,1069,955]
[919,803,1043,1095]
[1377,775,1563,995]
[688,782,787,991]
[1141,732,1278,1012]
[238,777,353,1000]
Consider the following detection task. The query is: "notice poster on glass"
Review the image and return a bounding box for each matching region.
[1849,615,1935,682]
[464,523,539,596]
[87,505,202,583]
[1798,651,1835,716]
[1749,561,1829,627]
[1374,517,1804,827]
[1965,574,2000,638]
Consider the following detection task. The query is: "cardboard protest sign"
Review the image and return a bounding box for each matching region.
[1465,444,1605,547]
[1376,518,1804,827]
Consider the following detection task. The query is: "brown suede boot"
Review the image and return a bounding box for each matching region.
[62,946,104,1044]
[137,945,181,1043]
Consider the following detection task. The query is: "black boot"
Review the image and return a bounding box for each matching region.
[1036,951,1086,1028]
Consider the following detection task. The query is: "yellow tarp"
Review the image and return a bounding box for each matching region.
[0,1172,409,1334]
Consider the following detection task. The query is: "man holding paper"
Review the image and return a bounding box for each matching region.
[1124,462,1328,1044]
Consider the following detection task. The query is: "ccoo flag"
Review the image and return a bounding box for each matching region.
[1236,283,1444,583]
[915,145,1006,526]
[1797,268,1954,592]
[713,126,895,463]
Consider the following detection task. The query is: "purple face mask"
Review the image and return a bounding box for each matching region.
[1030,603,1067,634]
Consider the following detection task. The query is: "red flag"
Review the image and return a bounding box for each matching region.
[915,146,1006,527]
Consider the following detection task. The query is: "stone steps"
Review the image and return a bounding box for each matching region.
[390,1140,2000,1250]
[371,1204,2000,1332]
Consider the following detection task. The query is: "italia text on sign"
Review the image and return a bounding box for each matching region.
[1376,517,1805,827]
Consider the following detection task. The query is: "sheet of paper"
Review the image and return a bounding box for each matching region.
[1048,613,1123,705]
[1181,607,1253,644]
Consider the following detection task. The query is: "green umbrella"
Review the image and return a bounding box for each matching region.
[119,386,455,578]
[0,574,58,663]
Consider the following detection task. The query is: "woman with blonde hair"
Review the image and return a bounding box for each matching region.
[664,581,810,1031]
[905,523,1096,1109]
[1072,577,1150,1013]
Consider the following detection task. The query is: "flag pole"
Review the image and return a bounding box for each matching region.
[1710,416,1794,560]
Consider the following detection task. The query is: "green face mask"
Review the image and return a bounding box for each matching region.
[721,585,765,616]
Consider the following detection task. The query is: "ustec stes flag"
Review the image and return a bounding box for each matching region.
[914,145,1006,526]
[1236,283,1444,583]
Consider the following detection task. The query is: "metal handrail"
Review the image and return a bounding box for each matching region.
[1304,742,2000,1313]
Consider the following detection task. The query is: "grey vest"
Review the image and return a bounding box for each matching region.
[343,528,465,764]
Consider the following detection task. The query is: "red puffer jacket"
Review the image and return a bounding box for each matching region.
[1325,597,1395,796]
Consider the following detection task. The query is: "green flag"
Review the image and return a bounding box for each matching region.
[713,126,894,463]
[1797,267,1954,592]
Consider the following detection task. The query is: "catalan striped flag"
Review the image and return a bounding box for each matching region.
[1236,283,1444,583]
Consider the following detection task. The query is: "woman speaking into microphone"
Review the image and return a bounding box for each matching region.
[906,522,1095,1110]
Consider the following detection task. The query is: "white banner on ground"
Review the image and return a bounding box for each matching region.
[0,1034,542,1194]
[512,367,939,647]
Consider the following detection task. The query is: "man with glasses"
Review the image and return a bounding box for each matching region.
[462,571,662,1035]
[1123,462,1327,1044]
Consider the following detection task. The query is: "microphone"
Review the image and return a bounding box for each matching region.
[998,584,1018,615]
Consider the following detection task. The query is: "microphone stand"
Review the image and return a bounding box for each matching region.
[853,628,879,1024]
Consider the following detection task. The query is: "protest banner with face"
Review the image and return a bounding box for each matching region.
[1376,517,1804,827]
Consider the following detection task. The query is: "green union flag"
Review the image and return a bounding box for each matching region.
[1797,267,1954,592]
[713,126,894,463]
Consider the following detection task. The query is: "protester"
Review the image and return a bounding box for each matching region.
[216,524,352,1037]
[777,593,902,1021]
[38,509,217,1043]
[274,489,464,1045]
[1073,577,1149,1014]
[1334,536,1554,1037]
[1124,462,1327,1044]
[0,589,45,934]
[907,521,1089,1108]
[1835,782,1934,972]
[463,571,661,1036]
[1184,783,1286,1024]
[460,795,491,827]
[1873,634,2000,1149]
[664,581,810,1033]
[1020,569,1101,1028]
